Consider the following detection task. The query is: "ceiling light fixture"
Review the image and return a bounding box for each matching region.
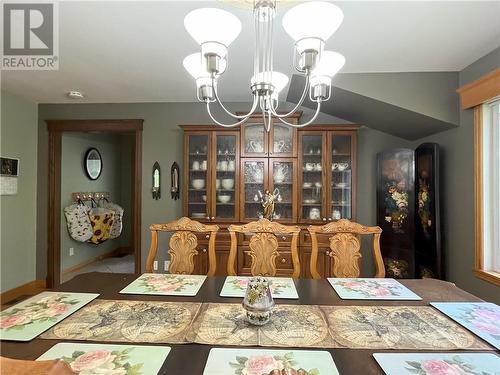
[183,0,345,131]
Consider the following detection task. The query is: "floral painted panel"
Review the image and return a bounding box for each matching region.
[120,273,207,296]
[373,353,500,375]
[37,342,170,375]
[327,278,422,300]
[431,302,500,349]
[220,276,299,299]
[203,348,339,375]
[0,292,99,341]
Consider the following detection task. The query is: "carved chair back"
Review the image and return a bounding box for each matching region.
[146,217,219,276]
[307,219,385,279]
[227,218,301,278]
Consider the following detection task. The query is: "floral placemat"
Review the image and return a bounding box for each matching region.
[203,348,339,375]
[120,273,207,296]
[0,292,99,341]
[327,278,422,300]
[322,305,489,350]
[41,299,201,344]
[37,343,170,375]
[373,353,500,375]
[220,276,299,299]
[431,302,500,349]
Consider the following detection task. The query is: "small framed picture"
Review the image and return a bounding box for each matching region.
[0,157,19,177]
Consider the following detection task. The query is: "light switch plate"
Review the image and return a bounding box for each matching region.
[153,260,158,271]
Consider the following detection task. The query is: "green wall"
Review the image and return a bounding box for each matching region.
[60,133,132,272]
[411,47,500,304]
[37,102,409,276]
[0,91,38,292]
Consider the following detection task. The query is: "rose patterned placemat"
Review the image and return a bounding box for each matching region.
[327,278,422,300]
[42,300,491,350]
[373,353,500,375]
[120,273,207,296]
[41,299,201,344]
[220,276,299,299]
[203,348,339,375]
[37,343,171,374]
[0,292,99,342]
[431,302,500,349]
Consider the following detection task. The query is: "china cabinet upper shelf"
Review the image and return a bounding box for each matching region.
[180,120,358,225]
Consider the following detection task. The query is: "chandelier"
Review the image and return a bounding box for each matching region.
[183,0,345,131]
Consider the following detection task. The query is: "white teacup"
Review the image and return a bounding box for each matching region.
[337,163,349,171]
[305,163,314,171]
[220,161,228,171]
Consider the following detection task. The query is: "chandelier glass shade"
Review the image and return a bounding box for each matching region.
[183,0,345,131]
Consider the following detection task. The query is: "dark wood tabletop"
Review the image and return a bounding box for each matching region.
[0,273,496,375]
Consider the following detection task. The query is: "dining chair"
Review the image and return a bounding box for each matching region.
[227,218,301,278]
[307,219,385,279]
[0,356,76,374]
[146,216,219,276]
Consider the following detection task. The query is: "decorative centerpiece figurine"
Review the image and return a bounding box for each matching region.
[242,276,275,325]
[259,188,280,221]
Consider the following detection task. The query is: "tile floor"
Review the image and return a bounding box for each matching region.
[62,254,135,283]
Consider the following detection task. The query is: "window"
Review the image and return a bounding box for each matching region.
[475,100,500,285]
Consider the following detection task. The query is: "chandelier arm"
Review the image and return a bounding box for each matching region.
[276,100,322,128]
[212,77,258,119]
[206,100,257,127]
[270,74,310,118]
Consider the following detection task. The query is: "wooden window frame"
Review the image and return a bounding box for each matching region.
[468,70,500,286]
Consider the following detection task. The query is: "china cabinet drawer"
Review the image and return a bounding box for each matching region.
[238,248,294,275]
[196,232,231,245]
[241,233,293,247]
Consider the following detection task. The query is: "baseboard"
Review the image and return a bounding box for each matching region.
[61,246,130,281]
[0,280,47,305]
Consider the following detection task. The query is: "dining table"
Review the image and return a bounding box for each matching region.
[0,272,496,375]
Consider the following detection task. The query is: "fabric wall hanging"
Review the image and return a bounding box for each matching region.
[64,204,92,242]
[88,208,115,244]
[102,201,124,239]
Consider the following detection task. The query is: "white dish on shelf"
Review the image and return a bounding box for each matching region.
[191,213,206,218]
[192,179,205,190]
[303,182,313,188]
[221,178,234,190]
[336,182,349,188]
[303,199,319,204]
[217,195,231,203]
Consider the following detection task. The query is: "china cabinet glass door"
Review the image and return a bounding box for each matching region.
[329,132,353,220]
[186,133,210,220]
[271,124,296,157]
[241,123,267,157]
[213,132,239,222]
[299,133,326,223]
[269,159,296,222]
[241,159,267,221]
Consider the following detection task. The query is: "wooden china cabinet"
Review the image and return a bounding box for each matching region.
[180,117,359,277]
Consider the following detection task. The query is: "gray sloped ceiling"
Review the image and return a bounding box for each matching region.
[286,74,459,140]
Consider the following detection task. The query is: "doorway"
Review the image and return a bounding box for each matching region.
[47,120,143,288]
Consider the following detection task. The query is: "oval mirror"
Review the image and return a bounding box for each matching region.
[84,148,102,180]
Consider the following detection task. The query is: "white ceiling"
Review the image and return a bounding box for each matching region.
[2,1,499,103]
